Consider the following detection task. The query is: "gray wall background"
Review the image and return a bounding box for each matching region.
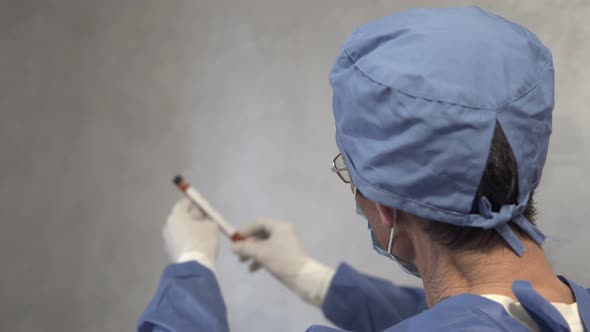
[1,1,588,331]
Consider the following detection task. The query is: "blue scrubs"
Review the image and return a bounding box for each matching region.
[138,261,590,332]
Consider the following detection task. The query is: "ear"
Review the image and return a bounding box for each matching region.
[375,203,395,228]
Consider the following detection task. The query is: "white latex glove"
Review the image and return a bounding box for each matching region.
[232,219,335,307]
[163,198,220,271]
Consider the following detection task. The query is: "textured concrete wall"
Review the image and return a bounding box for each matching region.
[1,1,588,331]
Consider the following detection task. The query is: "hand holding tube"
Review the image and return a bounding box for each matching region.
[231,219,335,307]
[163,198,220,271]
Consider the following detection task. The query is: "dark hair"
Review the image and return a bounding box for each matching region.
[419,123,538,251]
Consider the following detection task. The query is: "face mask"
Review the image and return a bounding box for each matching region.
[355,188,421,278]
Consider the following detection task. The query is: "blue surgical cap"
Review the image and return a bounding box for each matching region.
[330,6,554,255]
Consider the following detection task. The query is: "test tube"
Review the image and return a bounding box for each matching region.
[173,175,245,241]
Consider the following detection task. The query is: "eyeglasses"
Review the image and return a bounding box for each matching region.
[331,153,352,184]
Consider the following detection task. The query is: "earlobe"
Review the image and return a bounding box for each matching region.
[375,203,395,228]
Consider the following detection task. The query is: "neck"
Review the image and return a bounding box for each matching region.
[419,239,574,308]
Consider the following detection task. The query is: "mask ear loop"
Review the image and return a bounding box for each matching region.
[387,209,396,254]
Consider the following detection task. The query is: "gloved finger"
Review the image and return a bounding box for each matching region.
[172,197,192,215]
[231,239,262,259]
[166,199,188,225]
[189,206,207,220]
[249,261,262,272]
[237,219,275,239]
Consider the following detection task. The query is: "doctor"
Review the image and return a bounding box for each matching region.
[139,6,590,332]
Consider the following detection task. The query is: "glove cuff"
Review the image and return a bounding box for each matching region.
[177,251,215,272]
[291,259,336,308]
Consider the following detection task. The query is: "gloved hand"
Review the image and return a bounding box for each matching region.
[162,198,220,271]
[232,219,335,307]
